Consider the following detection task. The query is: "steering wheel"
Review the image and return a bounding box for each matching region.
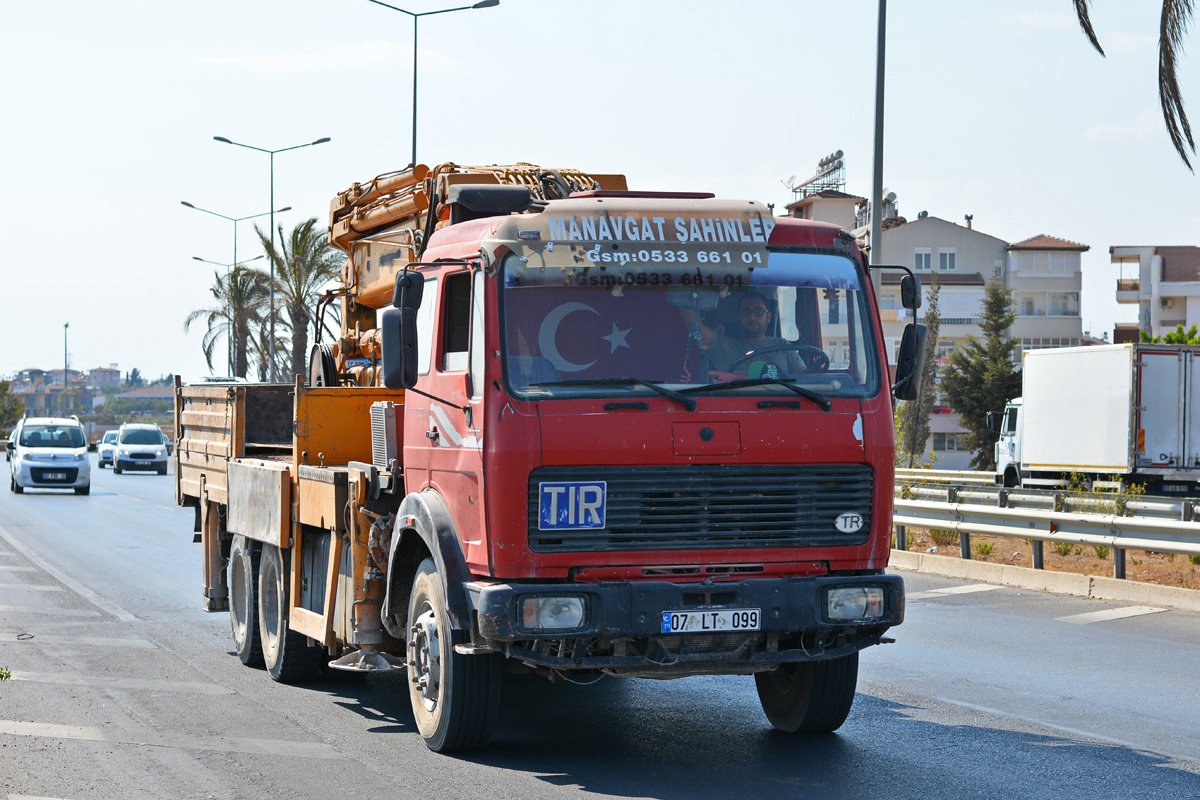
[729,343,831,374]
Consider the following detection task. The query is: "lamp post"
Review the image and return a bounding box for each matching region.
[213,135,331,381]
[181,202,290,374]
[366,0,499,167]
[192,255,266,378]
[869,0,886,266]
[63,322,68,413]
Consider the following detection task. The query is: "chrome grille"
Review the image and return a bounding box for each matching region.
[528,464,873,553]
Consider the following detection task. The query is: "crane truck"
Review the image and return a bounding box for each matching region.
[174,161,927,752]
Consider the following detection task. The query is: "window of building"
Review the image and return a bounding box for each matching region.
[915,248,932,271]
[881,294,896,310]
[932,432,967,451]
[939,249,957,271]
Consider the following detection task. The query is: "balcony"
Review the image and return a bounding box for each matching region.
[1116,278,1140,304]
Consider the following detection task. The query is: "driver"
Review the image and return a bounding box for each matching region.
[688,291,805,378]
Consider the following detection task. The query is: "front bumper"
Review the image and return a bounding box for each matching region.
[466,573,904,673]
[14,462,90,488]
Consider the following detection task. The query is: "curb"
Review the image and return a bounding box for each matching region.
[889,549,1200,613]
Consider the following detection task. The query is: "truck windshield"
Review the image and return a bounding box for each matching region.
[20,425,85,448]
[499,247,880,401]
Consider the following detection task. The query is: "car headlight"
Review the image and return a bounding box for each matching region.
[826,587,886,621]
[521,596,586,630]
[75,453,86,461]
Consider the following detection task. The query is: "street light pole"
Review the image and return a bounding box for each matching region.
[63,322,68,413]
[192,255,266,377]
[181,202,291,374]
[366,0,499,167]
[213,136,331,381]
[870,0,886,266]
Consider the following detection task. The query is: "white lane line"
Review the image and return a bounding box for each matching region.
[1054,605,1167,625]
[908,584,1003,601]
[0,524,137,622]
[0,720,342,760]
[0,549,16,556]
[0,567,37,572]
[0,606,101,618]
[9,671,233,695]
[0,584,64,592]
[0,634,155,648]
[10,794,73,800]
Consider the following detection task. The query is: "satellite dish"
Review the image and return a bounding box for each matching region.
[784,175,797,188]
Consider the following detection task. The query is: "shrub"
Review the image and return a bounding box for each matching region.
[974,541,995,558]
[1189,554,1200,566]
[1052,541,1075,557]
[929,529,958,547]
[1093,545,1111,559]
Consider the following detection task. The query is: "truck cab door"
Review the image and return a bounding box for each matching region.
[416,270,488,572]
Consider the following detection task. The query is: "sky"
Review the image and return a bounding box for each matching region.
[0,0,1195,381]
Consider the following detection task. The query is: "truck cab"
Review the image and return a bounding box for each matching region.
[994,397,1022,487]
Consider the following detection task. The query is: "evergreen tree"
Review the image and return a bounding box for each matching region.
[897,272,941,467]
[0,380,24,431]
[941,279,1022,469]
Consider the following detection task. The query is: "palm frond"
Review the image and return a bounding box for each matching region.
[1159,0,1196,171]
[1074,0,1105,55]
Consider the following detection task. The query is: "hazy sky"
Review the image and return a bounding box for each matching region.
[0,0,1194,381]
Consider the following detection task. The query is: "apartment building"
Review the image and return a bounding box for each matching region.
[1111,245,1200,341]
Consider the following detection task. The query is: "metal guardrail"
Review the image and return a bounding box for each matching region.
[891,477,1200,579]
[895,468,996,485]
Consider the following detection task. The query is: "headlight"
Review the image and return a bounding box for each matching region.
[521,596,586,630]
[827,587,886,621]
[75,453,86,461]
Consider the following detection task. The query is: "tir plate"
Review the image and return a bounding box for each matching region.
[42,472,67,480]
[661,608,760,634]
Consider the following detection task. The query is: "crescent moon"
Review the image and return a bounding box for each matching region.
[538,302,600,373]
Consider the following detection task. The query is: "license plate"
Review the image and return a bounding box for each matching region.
[135,460,151,466]
[43,472,66,480]
[661,608,760,634]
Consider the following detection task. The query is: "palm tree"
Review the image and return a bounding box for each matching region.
[1075,0,1196,171]
[256,218,343,382]
[184,266,270,378]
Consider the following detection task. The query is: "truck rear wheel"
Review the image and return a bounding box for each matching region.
[755,652,858,733]
[258,543,324,682]
[229,535,263,667]
[407,558,502,752]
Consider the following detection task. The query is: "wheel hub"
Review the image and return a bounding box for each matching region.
[408,607,441,710]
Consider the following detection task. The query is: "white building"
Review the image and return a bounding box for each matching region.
[1111,245,1200,340]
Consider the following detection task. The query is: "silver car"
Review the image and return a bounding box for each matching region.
[10,416,92,495]
[97,430,118,468]
[112,423,169,475]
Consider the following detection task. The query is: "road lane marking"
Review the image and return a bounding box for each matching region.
[0,606,101,618]
[0,720,342,759]
[0,634,155,648]
[1054,605,1167,624]
[0,524,137,622]
[0,584,64,592]
[9,671,233,695]
[907,584,1003,601]
[9,795,73,800]
[0,567,37,572]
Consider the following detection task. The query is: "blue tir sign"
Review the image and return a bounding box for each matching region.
[538,481,607,531]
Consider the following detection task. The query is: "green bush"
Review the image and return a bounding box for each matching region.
[929,529,958,547]
[974,541,995,558]
[1093,545,1111,559]
[1052,541,1075,557]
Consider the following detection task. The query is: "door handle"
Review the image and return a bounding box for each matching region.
[426,428,440,441]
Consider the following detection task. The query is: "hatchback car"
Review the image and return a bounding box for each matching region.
[97,430,118,468]
[10,416,91,495]
[112,423,169,475]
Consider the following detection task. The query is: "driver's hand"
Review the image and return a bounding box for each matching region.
[707,369,745,384]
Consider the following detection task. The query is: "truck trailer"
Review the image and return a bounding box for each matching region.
[994,342,1200,494]
[175,161,927,752]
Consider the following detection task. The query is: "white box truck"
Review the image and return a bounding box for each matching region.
[993,343,1200,495]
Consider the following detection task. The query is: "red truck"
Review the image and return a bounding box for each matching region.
[175,162,926,752]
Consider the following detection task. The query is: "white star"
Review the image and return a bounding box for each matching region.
[600,323,632,353]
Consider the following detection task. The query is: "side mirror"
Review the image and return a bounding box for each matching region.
[900,274,922,311]
[985,410,1001,434]
[381,306,419,389]
[392,269,424,310]
[892,322,928,401]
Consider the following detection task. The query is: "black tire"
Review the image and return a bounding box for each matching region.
[157,464,168,476]
[113,463,122,475]
[257,543,324,682]
[407,558,502,752]
[229,535,263,667]
[74,484,90,496]
[755,652,859,733]
[10,474,22,494]
[98,462,106,470]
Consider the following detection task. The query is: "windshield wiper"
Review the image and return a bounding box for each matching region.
[683,378,832,411]
[529,378,697,412]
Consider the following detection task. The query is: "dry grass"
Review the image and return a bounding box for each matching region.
[896,526,1200,590]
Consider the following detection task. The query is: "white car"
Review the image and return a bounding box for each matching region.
[97,430,118,468]
[10,416,91,495]
[112,423,169,475]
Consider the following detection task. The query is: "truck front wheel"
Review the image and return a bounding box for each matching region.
[228,535,263,667]
[258,543,324,682]
[755,652,859,733]
[407,558,502,752]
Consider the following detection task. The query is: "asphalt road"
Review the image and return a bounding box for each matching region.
[1,455,1199,799]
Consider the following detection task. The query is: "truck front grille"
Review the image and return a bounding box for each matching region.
[527,464,873,553]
